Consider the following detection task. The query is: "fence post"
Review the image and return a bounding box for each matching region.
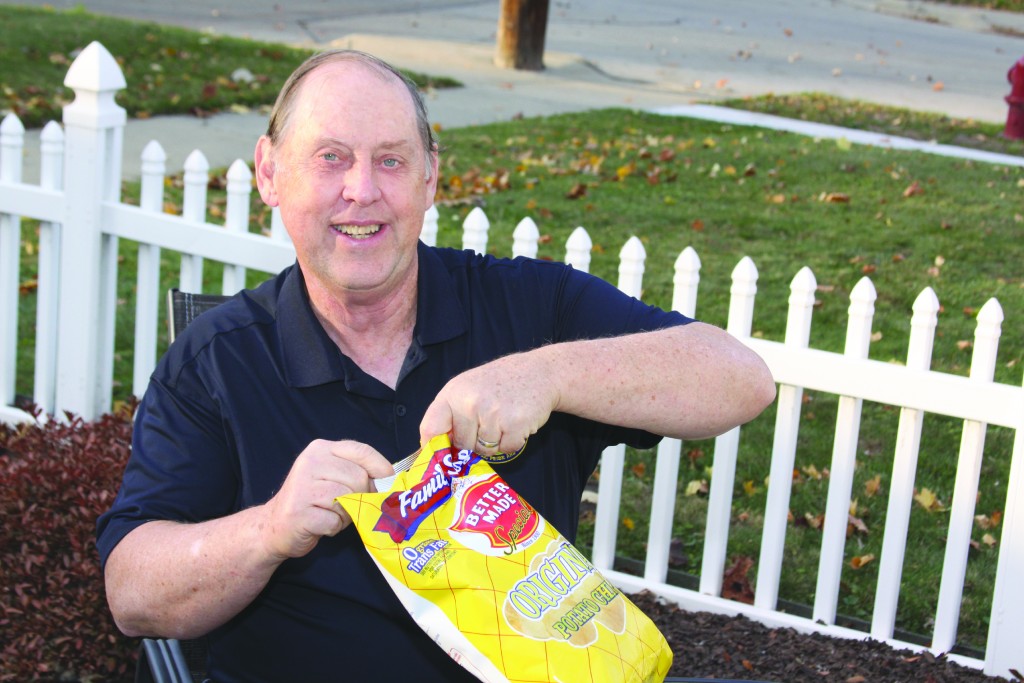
[671,246,701,318]
[462,206,489,254]
[814,276,877,625]
[512,217,539,258]
[592,237,646,571]
[180,150,209,293]
[986,397,1024,677]
[700,255,758,596]
[756,265,817,610]
[132,141,166,398]
[221,159,252,294]
[643,246,702,583]
[33,122,66,414]
[0,114,24,409]
[933,298,1003,653]
[564,226,592,273]
[871,286,939,639]
[420,205,439,247]
[55,41,126,419]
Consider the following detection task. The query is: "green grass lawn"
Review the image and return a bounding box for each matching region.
[7,0,1023,659]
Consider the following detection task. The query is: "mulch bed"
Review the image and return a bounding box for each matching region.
[629,591,1019,683]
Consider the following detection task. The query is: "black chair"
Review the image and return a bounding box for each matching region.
[166,288,232,343]
[136,637,207,683]
[136,290,231,683]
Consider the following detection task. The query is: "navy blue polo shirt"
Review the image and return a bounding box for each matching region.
[97,242,691,682]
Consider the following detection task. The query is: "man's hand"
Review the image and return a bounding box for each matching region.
[259,440,394,560]
[419,352,560,457]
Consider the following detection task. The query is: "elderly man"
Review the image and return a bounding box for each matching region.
[97,50,775,682]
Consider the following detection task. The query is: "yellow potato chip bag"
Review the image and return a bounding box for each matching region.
[336,434,673,683]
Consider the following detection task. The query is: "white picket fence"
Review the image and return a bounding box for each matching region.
[2,41,1023,679]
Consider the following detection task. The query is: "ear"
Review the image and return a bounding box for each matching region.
[254,135,280,207]
[423,145,440,211]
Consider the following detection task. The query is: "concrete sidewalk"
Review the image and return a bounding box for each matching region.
[10,0,1024,180]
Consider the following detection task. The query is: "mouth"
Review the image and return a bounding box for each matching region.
[331,223,382,239]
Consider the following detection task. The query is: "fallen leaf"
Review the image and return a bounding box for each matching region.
[743,480,758,497]
[848,513,869,536]
[566,183,588,199]
[850,553,875,569]
[685,479,709,497]
[804,512,825,529]
[974,511,999,528]
[823,192,851,203]
[622,517,635,531]
[721,556,755,604]
[802,464,823,480]
[982,533,997,547]
[865,474,882,497]
[957,340,973,351]
[903,180,925,197]
[691,218,705,231]
[914,487,944,512]
[631,462,646,478]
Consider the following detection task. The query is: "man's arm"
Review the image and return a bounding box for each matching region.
[419,323,775,455]
[104,440,393,639]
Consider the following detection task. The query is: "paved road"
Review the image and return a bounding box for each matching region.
[8,0,1024,122]
[6,0,1024,177]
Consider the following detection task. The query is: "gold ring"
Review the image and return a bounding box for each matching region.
[476,437,499,449]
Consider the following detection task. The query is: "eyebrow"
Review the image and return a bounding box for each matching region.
[314,136,418,153]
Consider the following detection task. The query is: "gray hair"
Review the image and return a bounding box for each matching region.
[266,49,438,175]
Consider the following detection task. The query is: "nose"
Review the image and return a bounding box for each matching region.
[341,160,382,206]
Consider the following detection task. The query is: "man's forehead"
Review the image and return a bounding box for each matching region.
[301,59,406,101]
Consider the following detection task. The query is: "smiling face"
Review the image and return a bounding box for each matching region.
[255,59,438,308]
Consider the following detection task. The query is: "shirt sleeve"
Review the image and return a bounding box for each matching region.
[95,368,240,568]
[549,262,694,450]
[553,263,693,342]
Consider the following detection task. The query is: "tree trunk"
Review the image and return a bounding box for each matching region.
[494,0,550,71]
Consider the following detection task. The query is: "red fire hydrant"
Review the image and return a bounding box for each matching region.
[1005,56,1024,139]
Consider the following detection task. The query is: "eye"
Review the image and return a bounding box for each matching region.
[382,157,399,168]
[322,152,339,162]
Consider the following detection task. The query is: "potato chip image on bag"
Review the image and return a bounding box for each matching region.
[336,434,673,683]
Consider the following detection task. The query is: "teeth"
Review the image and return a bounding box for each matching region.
[333,224,381,238]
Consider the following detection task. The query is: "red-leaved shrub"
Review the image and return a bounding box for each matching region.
[1,406,139,682]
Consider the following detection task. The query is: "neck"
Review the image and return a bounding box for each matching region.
[305,265,418,390]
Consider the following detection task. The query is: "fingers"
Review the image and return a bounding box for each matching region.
[261,440,390,559]
[420,355,556,457]
[324,440,394,481]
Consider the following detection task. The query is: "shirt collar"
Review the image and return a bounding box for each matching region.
[276,242,467,390]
